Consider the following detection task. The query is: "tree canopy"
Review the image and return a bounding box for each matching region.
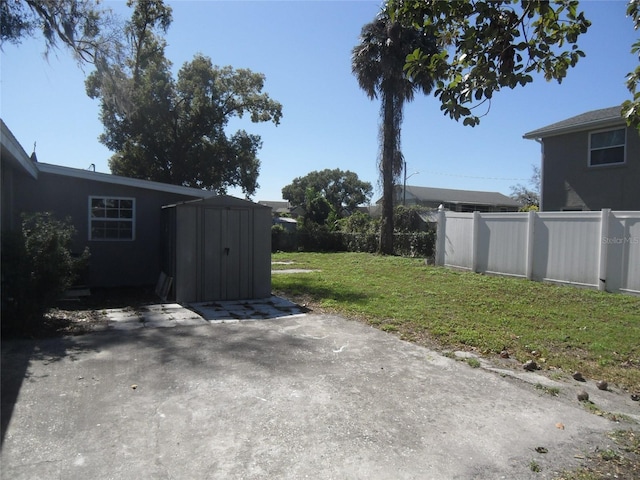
[389,0,592,127]
[0,0,117,63]
[510,165,540,210]
[281,169,373,216]
[85,0,282,196]
[622,0,640,130]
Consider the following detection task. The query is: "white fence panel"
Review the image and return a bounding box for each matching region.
[436,210,640,295]
[533,212,602,288]
[607,212,640,294]
[477,213,529,277]
[442,212,474,270]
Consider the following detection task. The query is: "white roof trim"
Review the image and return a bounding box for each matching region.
[36,162,214,198]
[1,119,38,179]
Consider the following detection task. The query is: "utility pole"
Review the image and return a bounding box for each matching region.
[403,161,419,206]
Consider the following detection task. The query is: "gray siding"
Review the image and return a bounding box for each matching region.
[542,125,640,211]
[12,171,203,287]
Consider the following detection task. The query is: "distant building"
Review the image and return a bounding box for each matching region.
[258,200,305,218]
[376,185,520,213]
[258,200,290,215]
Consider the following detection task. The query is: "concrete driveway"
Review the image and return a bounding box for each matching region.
[1,311,637,479]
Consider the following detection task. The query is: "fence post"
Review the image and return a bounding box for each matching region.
[435,207,446,266]
[526,210,536,280]
[472,211,480,273]
[598,209,610,291]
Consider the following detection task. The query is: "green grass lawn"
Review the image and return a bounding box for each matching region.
[272,252,640,391]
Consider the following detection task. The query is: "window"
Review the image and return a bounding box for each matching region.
[589,128,626,166]
[89,197,135,240]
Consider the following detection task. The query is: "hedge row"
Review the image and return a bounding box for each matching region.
[272,229,435,258]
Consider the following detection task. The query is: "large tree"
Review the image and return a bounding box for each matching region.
[622,0,640,130]
[352,7,439,254]
[0,0,117,63]
[510,165,540,210]
[281,168,373,216]
[86,0,282,196]
[388,0,591,127]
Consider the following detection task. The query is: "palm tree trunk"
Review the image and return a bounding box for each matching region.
[379,92,399,255]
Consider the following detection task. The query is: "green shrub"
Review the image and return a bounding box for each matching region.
[392,231,436,258]
[272,224,298,252]
[1,212,89,333]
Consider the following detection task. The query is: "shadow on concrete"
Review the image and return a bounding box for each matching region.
[1,335,100,447]
[2,317,317,448]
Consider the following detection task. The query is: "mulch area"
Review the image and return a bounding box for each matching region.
[3,287,161,338]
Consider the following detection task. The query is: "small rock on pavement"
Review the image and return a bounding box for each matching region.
[596,380,608,391]
[572,371,585,382]
[577,390,589,402]
[523,360,537,371]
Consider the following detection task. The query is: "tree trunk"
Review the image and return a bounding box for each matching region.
[378,92,398,255]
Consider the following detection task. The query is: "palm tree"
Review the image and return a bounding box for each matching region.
[351,7,439,254]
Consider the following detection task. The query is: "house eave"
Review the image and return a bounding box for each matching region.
[36,162,214,198]
[523,117,626,140]
[1,119,38,179]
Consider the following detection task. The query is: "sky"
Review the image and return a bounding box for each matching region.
[1,0,637,203]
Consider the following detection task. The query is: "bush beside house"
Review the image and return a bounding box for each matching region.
[1,212,89,334]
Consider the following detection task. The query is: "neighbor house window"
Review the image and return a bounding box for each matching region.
[89,197,135,240]
[589,128,626,166]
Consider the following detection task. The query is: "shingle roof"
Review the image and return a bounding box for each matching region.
[523,106,624,139]
[391,186,520,207]
[258,200,290,212]
[37,162,215,198]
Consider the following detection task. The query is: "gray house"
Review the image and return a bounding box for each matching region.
[1,119,272,300]
[523,106,640,211]
[385,185,520,212]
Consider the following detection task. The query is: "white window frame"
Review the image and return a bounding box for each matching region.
[88,196,136,241]
[588,127,626,167]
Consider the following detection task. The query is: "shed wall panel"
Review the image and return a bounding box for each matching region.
[203,208,223,301]
[175,206,198,302]
[253,209,272,298]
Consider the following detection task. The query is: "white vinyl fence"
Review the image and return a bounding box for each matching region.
[435,209,640,295]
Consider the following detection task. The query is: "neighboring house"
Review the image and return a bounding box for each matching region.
[258,200,290,215]
[1,119,271,300]
[380,185,520,213]
[273,216,297,232]
[258,200,305,219]
[523,106,640,211]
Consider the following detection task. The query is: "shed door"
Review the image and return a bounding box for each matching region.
[202,207,252,300]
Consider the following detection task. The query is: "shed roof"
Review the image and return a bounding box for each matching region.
[398,185,520,207]
[523,106,625,139]
[163,195,270,210]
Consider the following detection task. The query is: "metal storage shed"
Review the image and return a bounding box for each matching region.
[161,195,272,303]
